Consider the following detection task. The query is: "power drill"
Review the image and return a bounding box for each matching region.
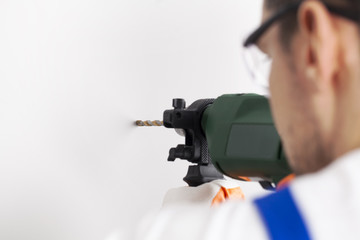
[137,94,292,190]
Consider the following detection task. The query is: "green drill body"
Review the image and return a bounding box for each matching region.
[202,94,291,184]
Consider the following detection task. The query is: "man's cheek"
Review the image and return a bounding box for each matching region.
[268,60,291,136]
[268,67,282,127]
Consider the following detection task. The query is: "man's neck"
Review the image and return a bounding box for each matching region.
[331,83,360,161]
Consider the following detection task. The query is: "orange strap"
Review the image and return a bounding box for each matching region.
[211,174,295,207]
[238,176,251,182]
[211,186,245,206]
[276,174,296,190]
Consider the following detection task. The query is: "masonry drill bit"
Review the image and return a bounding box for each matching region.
[135,120,164,127]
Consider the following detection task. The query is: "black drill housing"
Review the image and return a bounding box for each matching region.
[163,98,224,187]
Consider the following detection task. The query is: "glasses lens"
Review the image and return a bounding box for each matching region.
[243,45,272,91]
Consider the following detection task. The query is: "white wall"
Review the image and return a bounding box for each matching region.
[0,0,264,239]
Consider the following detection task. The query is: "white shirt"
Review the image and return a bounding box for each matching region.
[130,148,360,240]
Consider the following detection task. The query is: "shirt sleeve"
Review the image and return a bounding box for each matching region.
[133,200,268,240]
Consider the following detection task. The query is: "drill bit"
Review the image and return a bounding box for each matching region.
[135,120,163,127]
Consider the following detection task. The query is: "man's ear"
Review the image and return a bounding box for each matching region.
[297,1,339,88]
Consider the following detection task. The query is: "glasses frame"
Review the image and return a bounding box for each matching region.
[244,2,360,48]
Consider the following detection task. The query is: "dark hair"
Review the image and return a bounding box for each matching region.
[265,0,360,50]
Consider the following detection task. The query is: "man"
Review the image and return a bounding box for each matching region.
[134,0,360,239]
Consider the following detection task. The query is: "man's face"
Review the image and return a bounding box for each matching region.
[259,4,334,175]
